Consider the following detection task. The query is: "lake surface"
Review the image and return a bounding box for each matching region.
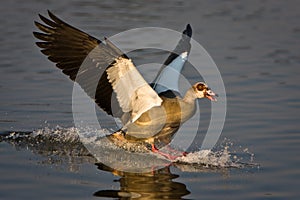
[1,0,299,199]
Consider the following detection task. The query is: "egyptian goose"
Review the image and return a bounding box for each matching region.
[33,11,217,160]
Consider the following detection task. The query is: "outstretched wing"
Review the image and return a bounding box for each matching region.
[33,11,162,123]
[152,24,192,96]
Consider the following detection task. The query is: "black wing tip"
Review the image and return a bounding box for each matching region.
[34,20,39,26]
[47,9,53,15]
[36,10,63,27]
[38,13,48,22]
[32,31,48,41]
[183,24,192,37]
[37,10,53,18]
[36,10,53,21]
[47,10,57,20]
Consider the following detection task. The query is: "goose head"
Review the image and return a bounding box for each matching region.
[193,82,217,101]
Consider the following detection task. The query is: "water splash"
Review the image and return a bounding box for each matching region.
[0,126,258,170]
[1,126,90,159]
[176,148,234,167]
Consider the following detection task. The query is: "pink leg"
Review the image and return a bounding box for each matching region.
[164,145,188,156]
[151,144,180,160]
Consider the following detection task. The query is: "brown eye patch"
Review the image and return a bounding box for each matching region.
[196,83,206,91]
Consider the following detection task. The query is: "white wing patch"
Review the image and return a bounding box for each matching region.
[106,57,162,123]
[153,52,188,94]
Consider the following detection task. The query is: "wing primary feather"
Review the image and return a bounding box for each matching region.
[33,11,118,116]
[34,21,55,33]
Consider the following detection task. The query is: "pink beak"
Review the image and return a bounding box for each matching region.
[206,89,218,101]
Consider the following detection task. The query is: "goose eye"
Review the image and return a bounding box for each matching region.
[196,83,206,91]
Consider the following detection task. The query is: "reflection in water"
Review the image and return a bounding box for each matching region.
[1,128,237,199]
[94,163,190,199]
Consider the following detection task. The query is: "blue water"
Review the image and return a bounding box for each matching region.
[1,0,300,199]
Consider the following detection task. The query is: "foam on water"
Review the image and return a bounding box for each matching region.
[175,148,252,168]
